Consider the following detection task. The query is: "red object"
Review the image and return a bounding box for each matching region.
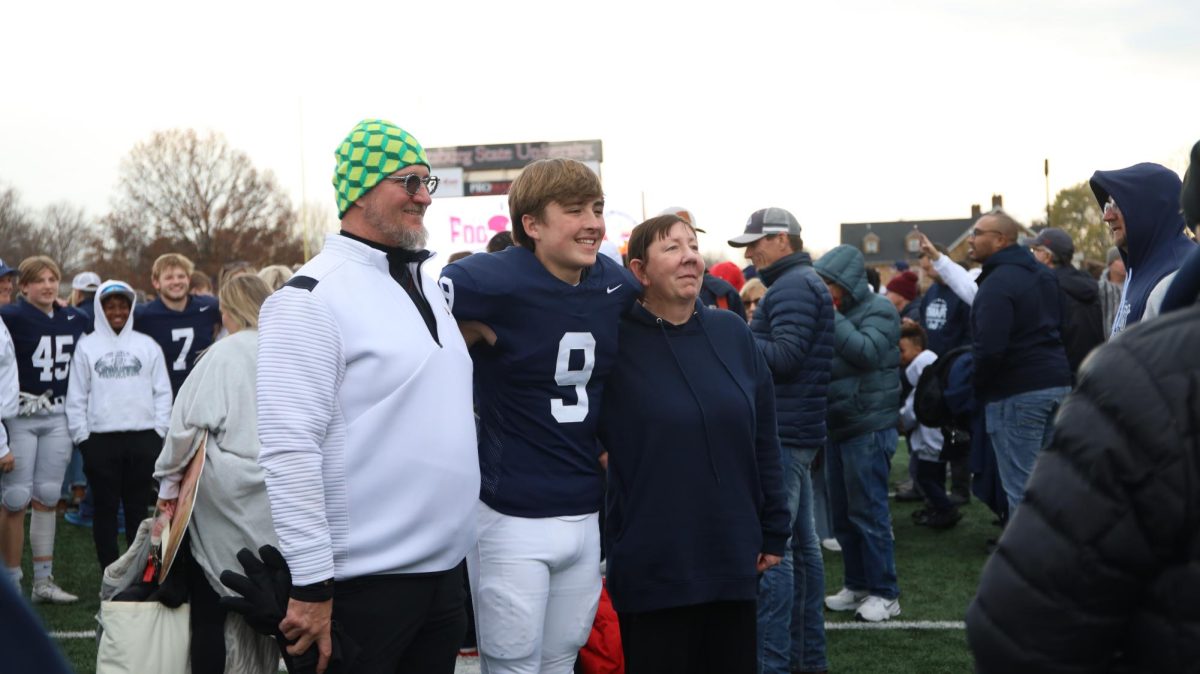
[709,261,745,292]
[886,270,919,302]
[578,581,624,674]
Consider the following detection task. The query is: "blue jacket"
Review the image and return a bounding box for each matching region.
[813,245,901,441]
[971,245,1070,402]
[599,302,790,614]
[920,280,971,356]
[749,251,835,449]
[1090,163,1194,333]
[699,273,746,321]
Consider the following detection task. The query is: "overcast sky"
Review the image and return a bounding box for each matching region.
[2,0,1197,260]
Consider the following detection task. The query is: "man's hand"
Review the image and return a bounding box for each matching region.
[756,553,782,573]
[281,598,333,674]
[156,498,177,519]
[598,451,609,471]
[458,320,497,347]
[0,454,13,473]
[918,233,941,261]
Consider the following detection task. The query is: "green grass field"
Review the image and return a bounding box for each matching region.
[23,445,991,673]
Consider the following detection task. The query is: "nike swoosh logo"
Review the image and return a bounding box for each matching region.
[199,306,211,312]
[66,315,76,320]
[607,284,622,294]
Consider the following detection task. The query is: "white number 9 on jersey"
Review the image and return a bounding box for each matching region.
[552,332,596,423]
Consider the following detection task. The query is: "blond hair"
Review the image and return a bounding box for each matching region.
[218,274,271,331]
[152,253,195,281]
[256,265,294,291]
[18,255,61,288]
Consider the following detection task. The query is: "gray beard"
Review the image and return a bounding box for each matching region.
[394,225,428,251]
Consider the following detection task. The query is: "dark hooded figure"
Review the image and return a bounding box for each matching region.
[1090,162,1194,336]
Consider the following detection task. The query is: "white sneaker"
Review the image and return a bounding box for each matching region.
[825,587,867,612]
[32,576,78,604]
[855,595,900,622]
[821,538,842,552]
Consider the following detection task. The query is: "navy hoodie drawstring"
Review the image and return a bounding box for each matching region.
[655,309,759,485]
[654,313,723,484]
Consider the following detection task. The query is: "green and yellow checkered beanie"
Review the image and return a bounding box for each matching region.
[333,119,430,218]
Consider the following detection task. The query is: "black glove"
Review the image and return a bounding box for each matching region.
[219,545,289,636]
[219,545,360,674]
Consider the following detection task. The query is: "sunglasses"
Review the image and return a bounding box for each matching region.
[384,173,440,196]
[970,228,1002,238]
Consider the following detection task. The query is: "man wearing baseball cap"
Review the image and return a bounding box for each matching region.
[729,208,832,672]
[70,272,101,321]
[0,260,17,307]
[257,119,478,673]
[1025,228,1103,375]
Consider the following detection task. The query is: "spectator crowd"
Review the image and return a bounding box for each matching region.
[2,121,1199,674]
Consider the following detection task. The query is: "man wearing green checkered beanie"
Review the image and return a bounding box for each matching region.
[256,119,477,673]
[331,118,439,249]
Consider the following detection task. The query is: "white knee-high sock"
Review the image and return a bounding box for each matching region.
[30,509,55,580]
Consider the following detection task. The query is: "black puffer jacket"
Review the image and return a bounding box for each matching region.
[966,305,1200,673]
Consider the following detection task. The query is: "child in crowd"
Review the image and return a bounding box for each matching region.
[898,323,961,529]
[66,281,172,571]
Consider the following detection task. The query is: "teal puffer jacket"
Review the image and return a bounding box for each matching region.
[813,245,901,441]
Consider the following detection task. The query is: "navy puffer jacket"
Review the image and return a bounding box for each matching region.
[814,245,901,441]
[749,251,835,449]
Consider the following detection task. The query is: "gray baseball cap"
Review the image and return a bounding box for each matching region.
[728,207,802,247]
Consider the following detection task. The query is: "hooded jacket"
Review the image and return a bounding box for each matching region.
[971,245,1070,402]
[65,281,172,444]
[599,301,789,614]
[1051,264,1104,374]
[1090,163,1194,334]
[749,251,835,449]
[813,245,901,441]
[967,304,1200,673]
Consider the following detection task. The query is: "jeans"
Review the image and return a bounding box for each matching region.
[756,447,827,674]
[985,386,1069,514]
[827,429,899,599]
[811,457,834,542]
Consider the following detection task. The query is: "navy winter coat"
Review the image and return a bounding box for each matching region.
[971,245,1070,402]
[749,251,835,450]
[813,245,901,441]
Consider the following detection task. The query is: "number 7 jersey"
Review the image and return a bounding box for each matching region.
[440,247,640,518]
[134,295,221,397]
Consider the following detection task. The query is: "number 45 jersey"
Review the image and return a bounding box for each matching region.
[441,247,640,518]
[0,298,89,403]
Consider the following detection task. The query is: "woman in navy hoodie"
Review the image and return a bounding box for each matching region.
[598,214,790,674]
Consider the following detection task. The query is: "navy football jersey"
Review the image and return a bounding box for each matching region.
[134,295,221,396]
[440,247,640,517]
[0,299,89,401]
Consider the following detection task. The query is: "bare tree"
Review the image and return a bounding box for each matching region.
[113,129,302,276]
[0,186,96,275]
[39,202,95,275]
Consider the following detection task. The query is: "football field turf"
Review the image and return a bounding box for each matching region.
[28,444,986,673]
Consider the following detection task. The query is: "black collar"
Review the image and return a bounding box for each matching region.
[339,230,431,264]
